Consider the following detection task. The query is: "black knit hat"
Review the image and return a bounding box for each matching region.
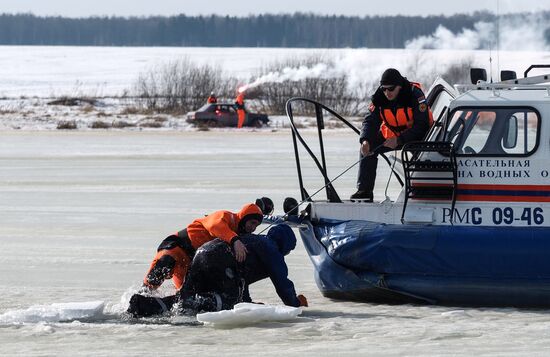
[380,68,404,86]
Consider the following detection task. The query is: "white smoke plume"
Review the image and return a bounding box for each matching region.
[405,14,549,51]
[238,62,342,93]
[406,23,491,50]
[235,14,550,96]
[238,14,549,94]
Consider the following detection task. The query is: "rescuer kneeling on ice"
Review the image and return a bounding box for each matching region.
[142,202,264,291]
[351,68,433,201]
[127,224,308,317]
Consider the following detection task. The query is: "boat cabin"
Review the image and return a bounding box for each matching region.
[286,65,550,228]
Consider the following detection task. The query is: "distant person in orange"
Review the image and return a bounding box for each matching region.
[143,203,263,290]
[207,92,217,104]
[235,92,246,128]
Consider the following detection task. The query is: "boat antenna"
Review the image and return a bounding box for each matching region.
[489,42,493,83]
[496,0,500,78]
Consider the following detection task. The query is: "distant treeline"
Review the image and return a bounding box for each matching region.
[0,12,547,48]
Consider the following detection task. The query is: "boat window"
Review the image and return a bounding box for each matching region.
[502,111,538,154]
[430,90,454,123]
[446,107,539,156]
[427,89,454,142]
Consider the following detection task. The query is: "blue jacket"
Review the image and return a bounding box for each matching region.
[239,224,300,307]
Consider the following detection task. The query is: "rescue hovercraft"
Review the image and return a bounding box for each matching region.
[284,65,550,307]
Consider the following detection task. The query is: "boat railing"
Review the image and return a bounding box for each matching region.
[455,68,550,95]
[401,141,458,224]
[285,97,403,203]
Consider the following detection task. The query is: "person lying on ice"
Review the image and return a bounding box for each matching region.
[127,224,308,317]
[142,202,264,291]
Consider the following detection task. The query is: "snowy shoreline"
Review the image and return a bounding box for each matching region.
[2,46,548,132]
[0,97,194,131]
[0,97,361,131]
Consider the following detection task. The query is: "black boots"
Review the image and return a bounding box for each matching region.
[127,291,241,318]
[350,190,373,202]
[127,294,177,317]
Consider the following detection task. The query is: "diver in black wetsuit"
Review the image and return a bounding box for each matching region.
[127,224,307,317]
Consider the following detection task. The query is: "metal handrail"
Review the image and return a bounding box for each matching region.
[285,97,404,203]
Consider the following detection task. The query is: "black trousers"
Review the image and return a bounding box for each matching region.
[180,239,243,310]
[356,133,396,192]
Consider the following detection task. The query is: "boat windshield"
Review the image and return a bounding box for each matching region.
[445,107,539,156]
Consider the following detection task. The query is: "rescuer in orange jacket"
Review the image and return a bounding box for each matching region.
[235,92,246,128]
[143,203,263,290]
[207,92,217,104]
[351,68,433,201]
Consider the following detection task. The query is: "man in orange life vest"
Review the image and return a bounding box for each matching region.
[143,203,263,290]
[235,92,246,128]
[351,68,433,201]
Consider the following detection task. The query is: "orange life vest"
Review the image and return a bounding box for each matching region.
[379,82,433,139]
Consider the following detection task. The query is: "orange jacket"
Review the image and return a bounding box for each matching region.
[236,93,244,106]
[185,203,262,249]
[207,95,217,103]
[379,82,433,140]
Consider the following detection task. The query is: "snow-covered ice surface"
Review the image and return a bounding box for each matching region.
[2,46,550,355]
[2,130,550,355]
[0,46,320,98]
[1,46,550,98]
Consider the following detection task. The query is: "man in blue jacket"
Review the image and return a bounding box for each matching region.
[127,224,307,317]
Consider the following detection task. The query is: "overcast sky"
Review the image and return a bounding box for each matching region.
[0,0,548,18]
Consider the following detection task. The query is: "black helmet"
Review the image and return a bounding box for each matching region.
[255,197,274,215]
[283,197,299,215]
